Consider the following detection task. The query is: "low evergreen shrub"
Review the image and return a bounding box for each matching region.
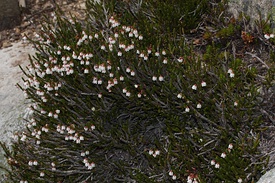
[1,0,273,182]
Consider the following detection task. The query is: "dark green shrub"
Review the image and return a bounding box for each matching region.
[86,0,221,49]
[0,1,272,183]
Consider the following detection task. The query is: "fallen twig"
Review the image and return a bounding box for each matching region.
[245,52,270,69]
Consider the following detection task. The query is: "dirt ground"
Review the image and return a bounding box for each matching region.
[0,0,85,49]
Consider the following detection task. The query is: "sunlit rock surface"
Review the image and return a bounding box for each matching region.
[228,0,273,28]
[0,41,34,173]
[257,168,275,183]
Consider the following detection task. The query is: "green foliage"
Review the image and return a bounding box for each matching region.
[254,8,273,34]
[86,0,220,49]
[216,23,239,38]
[0,0,273,183]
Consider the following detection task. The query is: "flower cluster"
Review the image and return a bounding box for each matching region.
[28,160,38,166]
[211,143,234,169]
[237,178,243,183]
[187,175,199,183]
[83,158,96,170]
[19,181,28,183]
[176,80,207,113]
[264,33,274,40]
[227,68,235,78]
[148,149,160,158]
[210,160,220,169]
[168,170,177,180]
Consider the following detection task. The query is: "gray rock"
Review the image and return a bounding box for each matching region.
[228,0,273,28]
[257,168,275,183]
[0,41,35,176]
[0,0,21,31]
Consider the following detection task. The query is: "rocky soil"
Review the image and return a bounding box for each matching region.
[0,0,85,49]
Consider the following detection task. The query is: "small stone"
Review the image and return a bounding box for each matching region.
[79,2,86,9]
[2,41,12,48]
[36,25,42,30]
[21,21,31,29]
[14,27,20,35]
[42,1,54,9]
[21,30,32,37]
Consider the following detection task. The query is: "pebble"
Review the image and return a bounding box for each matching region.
[2,41,12,48]
[79,2,86,9]
[20,21,30,29]
[14,27,20,35]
